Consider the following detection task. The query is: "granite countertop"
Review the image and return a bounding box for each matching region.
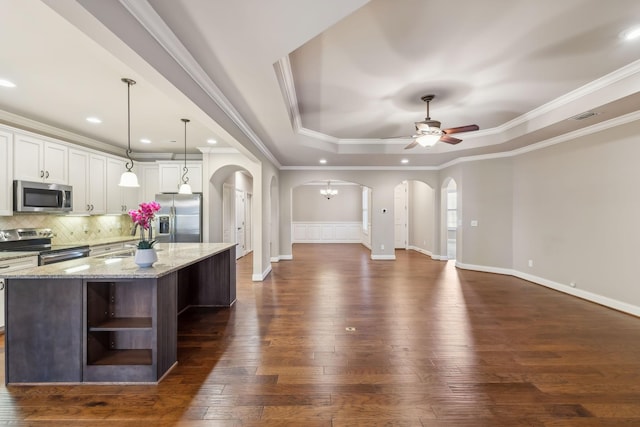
[62,236,139,247]
[1,242,236,279]
[0,251,40,262]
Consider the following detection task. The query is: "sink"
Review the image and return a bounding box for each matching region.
[98,250,136,259]
[98,248,162,259]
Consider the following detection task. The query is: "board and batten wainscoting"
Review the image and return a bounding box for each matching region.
[292,182,364,244]
[292,221,363,243]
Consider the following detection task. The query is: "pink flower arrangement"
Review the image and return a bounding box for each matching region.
[129,201,161,249]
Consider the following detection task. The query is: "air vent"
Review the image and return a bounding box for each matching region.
[569,111,599,121]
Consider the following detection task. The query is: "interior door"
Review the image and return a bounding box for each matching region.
[245,193,252,253]
[235,190,246,259]
[394,182,408,249]
[222,184,233,244]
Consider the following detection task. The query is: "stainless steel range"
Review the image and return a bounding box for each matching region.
[0,228,90,265]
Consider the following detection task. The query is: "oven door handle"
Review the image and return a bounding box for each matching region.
[39,249,90,265]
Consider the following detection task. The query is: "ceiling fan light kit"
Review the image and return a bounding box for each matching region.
[403,94,479,150]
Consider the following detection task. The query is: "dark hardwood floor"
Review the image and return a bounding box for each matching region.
[2,243,640,426]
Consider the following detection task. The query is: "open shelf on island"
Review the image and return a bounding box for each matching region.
[88,317,152,331]
[89,349,152,366]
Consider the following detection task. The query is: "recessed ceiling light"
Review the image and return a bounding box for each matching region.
[140,138,151,144]
[86,117,102,124]
[621,26,640,41]
[0,79,16,88]
[319,159,327,164]
[207,139,217,144]
[401,159,409,164]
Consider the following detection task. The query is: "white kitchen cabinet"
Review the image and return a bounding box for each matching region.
[0,130,13,216]
[14,133,68,184]
[106,157,139,214]
[139,163,160,203]
[0,255,38,330]
[68,149,106,214]
[158,161,202,193]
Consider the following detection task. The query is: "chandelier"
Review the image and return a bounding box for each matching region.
[320,181,338,199]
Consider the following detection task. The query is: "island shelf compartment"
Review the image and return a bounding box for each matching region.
[82,275,177,383]
[86,280,154,366]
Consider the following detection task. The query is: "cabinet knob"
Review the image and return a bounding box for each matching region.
[86,204,91,211]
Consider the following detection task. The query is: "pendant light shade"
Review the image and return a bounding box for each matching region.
[119,78,140,187]
[178,118,192,194]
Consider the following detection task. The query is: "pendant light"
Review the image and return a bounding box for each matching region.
[178,118,192,194]
[118,78,140,187]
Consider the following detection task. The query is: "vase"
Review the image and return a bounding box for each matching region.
[134,248,158,268]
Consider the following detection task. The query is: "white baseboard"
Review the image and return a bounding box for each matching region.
[371,254,396,260]
[407,246,449,261]
[252,264,272,282]
[279,254,293,261]
[456,262,640,317]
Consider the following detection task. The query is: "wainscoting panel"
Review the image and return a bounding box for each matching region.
[293,222,362,243]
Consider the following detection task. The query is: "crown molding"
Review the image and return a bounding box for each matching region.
[119,0,281,168]
[0,108,124,157]
[197,146,240,154]
[284,110,640,171]
[437,109,640,170]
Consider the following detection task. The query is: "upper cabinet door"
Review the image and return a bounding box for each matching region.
[0,129,13,216]
[158,161,202,193]
[14,134,68,184]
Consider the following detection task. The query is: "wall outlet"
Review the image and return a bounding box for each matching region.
[570,282,576,288]
[381,244,385,250]
[528,259,533,267]
[470,220,478,227]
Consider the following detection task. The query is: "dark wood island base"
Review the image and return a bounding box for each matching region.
[3,243,235,385]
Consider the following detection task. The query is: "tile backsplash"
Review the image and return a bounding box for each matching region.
[0,214,134,244]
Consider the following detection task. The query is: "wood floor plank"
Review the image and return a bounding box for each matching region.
[2,243,640,425]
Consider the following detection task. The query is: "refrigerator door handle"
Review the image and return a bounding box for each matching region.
[171,206,176,242]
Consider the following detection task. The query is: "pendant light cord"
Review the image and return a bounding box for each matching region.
[181,118,190,184]
[122,78,136,172]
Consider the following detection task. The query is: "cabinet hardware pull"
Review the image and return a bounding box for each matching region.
[0,281,4,290]
[40,170,44,178]
[91,204,94,211]
[45,171,49,178]
[0,265,10,269]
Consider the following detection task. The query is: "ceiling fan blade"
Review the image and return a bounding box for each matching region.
[442,124,479,134]
[440,135,462,145]
[404,140,418,149]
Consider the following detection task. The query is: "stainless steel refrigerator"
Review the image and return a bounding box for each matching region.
[154,193,203,243]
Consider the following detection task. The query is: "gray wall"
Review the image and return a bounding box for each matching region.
[293,184,361,222]
[512,118,640,308]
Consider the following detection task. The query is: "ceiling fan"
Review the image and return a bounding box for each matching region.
[403,94,479,149]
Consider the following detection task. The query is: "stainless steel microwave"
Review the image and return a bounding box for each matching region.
[13,180,73,213]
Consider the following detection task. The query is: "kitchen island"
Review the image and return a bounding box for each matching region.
[2,242,236,385]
